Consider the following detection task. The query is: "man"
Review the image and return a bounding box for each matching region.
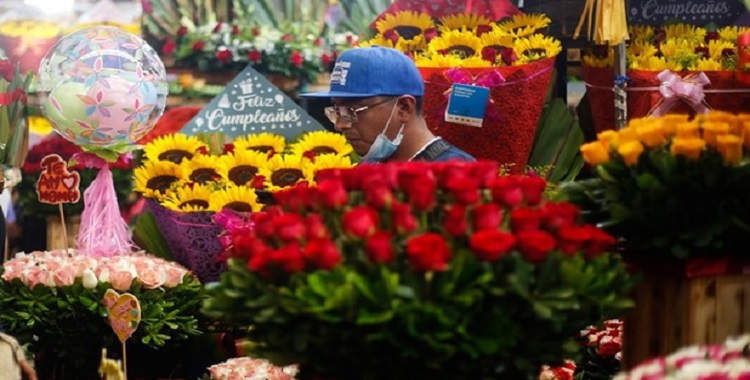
[302,46,474,163]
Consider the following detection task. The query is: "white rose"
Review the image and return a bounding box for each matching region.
[82,269,98,289]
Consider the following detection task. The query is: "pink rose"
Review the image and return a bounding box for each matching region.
[23,267,49,288]
[109,270,134,291]
[52,265,77,287]
[164,266,186,287]
[139,267,167,289]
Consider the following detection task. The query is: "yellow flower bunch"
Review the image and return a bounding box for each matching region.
[362,12,560,68]
[0,20,60,38]
[134,131,355,212]
[580,112,750,167]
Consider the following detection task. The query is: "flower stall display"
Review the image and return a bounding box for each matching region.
[614,335,750,380]
[582,24,750,132]
[0,58,30,189]
[134,131,354,281]
[0,249,203,379]
[539,360,576,380]
[203,160,637,379]
[205,357,298,380]
[361,11,561,168]
[0,19,62,74]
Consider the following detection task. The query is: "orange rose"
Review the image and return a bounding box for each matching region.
[580,141,610,166]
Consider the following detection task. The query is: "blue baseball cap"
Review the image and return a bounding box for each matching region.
[302,46,424,98]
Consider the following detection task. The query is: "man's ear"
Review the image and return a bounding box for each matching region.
[396,96,417,122]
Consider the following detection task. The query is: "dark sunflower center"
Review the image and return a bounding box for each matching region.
[249,145,274,154]
[158,150,193,164]
[395,26,422,40]
[448,45,476,58]
[146,175,179,194]
[271,169,303,188]
[224,201,253,213]
[180,200,209,210]
[228,165,258,186]
[311,147,337,155]
[526,48,547,57]
[190,168,219,184]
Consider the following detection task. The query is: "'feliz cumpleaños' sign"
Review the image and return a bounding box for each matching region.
[182,66,324,139]
[628,0,747,26]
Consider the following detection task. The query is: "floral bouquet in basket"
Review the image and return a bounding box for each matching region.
[204,357,298,380]
[203,160,637,379]
[614,335,750,379]
[566,111,750,259]
[133,130,354,281]
[0,249,203,379]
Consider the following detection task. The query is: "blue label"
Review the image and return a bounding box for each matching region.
[445,83,490,128]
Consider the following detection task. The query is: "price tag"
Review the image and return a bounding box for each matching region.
[445,83,490,128]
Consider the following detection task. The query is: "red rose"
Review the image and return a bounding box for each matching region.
[501,47,518,66]
[510,207,542,233]
[346,34,354,44]
[476,24,493,36]
[472,160,500,188]
[520,176,546,206]
[383,29,399,44]
[472,203,503,231]
[177,26,188,37]
[405,175,436,211]
[705,31,720,43]
[406,233,450,272]
[271,243,306,274]
[212,22,223,33]
[556,225,591,255]
[445,175,480,205]
[282,34,293,42]
[272,214,306,242]
[216,49,232,62]
[252,27,260,36]
[314,37,323,46]
[304,239,341,270]
[231,25,240,35]
[365,231,394,264]
[231,235,269,260]
[583,225,616,259]
[434,161,469,188]
[248,50,263,63]
[316,179,348,209]
[424,27,439,41]
[365,184,394,210]
[305,214,329,240]
[597,335,621,357]
[397,162,433,189]
[162,39,177,55]
[481,47,498,63]
[290,51,304,67]
[443,204,468,237]
[342,206,379,238]
[192,41,205,51]
[469,230,515,262]
[516,230,556,263]
[541,202,581,230]
[314,168,344,183]
[251,211,275,238]
[247,249,271,273]
[250,175,266,190]
[321,53,334,67]
[391,202,418,234]
[489,176,523,208]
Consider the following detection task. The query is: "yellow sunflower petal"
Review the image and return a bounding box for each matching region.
[209,185,261,213]
[513,34,562,65]
[143,134,208,164]
[134,160,184,200]
[460,56,493,68]
[358,35,396,48]
[302,153,355,184]
[375,11,436,40]
[179,154,223,184]
[161,183,213,212]
[233,132,286,154]
[664,24,705,43]
[289,131,353,157]
[428,29,484,59]
[218,149,269,186]
[707,40,735,61]
[496,14,551,38]
[439,13,493,33]
[414,53,464,68]
[689,58,723,71]
[259,154,307,192]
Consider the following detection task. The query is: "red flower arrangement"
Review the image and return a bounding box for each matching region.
[204,160,636,379]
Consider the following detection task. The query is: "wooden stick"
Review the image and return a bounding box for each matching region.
[58,204,69,250]
[122,341,127,380]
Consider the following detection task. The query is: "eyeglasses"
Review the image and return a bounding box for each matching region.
[324,97,397,124]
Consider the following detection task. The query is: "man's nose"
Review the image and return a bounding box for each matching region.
[333,119,350,132]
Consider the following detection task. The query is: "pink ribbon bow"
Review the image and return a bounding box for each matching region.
[652,70,711,117]
[444,68,506,89]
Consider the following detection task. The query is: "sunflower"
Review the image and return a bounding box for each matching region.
[719,26,750,43]
[358,35,396,48]
[289,131,352,157]
[209,185,261,213]
[628,25,654,42]
[218,149,269,186]
[707,40,735,61]
[513,34,562,65]
[259,154,306,192]
[142,134,208,164]
[134,160,184,200]
[480,31,514,52]
[161,183,214,212]
[627,40,658,60]
[428,30,484,59]
[439,13,493,33]
[689,58,723,71]
[302,153,354,183]
[496,14,551,38]
[414,53,464,68]
[233,132,286,154]
[664,24,705,43]
[29,115,53,136]
[631,56,682,71]
[659,38,695,59]
[584,55,613,68]
[375,11,436,41]
[395,36,428,53]
[180,154,223,184]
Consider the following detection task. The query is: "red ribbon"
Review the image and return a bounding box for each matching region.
[0,89,27,106]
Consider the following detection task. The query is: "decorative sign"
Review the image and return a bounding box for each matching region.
[628,0,747,26]
[36,154,81,205]
[103,289,142,343]
[182,66,324,140]
[445,84,490,128]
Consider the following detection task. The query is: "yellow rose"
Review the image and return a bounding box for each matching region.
[743,122,750,149]
[580,141,610,166]
[670,137,706,160]
[701,121,730,147]
[597,130,619,148]
[617,140,644,166]
[637,124,667,147]
[716,134,744,165]
[617,127,639,144]
[675,122,700,138]
[657,114,689,136]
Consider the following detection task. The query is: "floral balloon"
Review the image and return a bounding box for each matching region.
[37,26,167,158]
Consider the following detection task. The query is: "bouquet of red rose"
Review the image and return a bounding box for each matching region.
[203,161,636,379]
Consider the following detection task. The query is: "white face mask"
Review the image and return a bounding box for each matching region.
[361,101,405,163]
